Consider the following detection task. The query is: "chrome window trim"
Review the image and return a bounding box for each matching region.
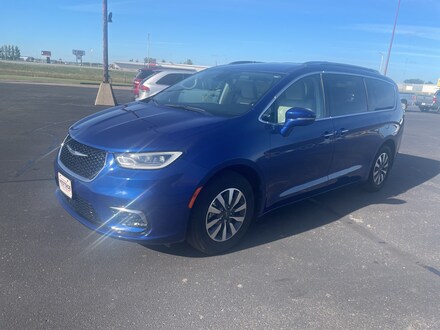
[322,71,398,117]
[258,72,327,125]
[258,71,398,125]
[363,76,398,111]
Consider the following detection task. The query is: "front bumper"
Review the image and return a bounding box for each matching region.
[54,154,203,244]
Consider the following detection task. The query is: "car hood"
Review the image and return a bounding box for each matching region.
[69,101,227,152]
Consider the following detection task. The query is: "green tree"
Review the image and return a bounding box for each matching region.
[144,57,156,64]
[0,45,21,60]
[13,46,20,60]
[0,45,9,60]
[7,45,12,60]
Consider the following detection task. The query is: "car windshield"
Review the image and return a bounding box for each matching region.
[152,67,285,117]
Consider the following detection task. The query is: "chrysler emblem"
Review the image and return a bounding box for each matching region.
[66,144,88,157]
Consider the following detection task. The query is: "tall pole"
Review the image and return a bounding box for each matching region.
[103,0,109,83]
[95,0,116,106]
[147,33,150,66]
[384,0,401,76]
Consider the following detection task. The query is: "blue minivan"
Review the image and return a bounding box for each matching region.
[55,62,404,254]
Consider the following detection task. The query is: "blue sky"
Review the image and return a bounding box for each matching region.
[1,0,440,83]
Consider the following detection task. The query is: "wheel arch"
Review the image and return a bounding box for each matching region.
[383,139,396,161]
[364,139,395,192]
[215,165,264,215]
[364,138,396,183]
[190,162,266,219]
[185,163,264,254]
[373,138,396,169]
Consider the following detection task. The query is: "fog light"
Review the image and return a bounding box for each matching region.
[110,207,149,233]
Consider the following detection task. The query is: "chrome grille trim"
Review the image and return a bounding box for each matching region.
[58,135,107,181]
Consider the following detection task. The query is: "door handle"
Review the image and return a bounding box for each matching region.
[323,131,335,139]
[339,128,349,136]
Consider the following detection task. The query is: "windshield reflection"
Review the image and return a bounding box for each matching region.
[153,67,285,117]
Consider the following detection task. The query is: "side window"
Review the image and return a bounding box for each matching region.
[365,78,395,111]
[262,74,324,123]
[324,74,368,116]
[157,73,183,86]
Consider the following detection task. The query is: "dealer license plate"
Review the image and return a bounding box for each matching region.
[58,172,72,199]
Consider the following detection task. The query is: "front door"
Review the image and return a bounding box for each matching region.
[260,74,335,208]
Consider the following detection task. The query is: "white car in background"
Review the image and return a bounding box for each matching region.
[136,70,195,100]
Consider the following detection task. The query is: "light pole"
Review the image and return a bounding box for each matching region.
[147,33,150,66]
[103,0,109,83]
[383,0,401,76]
[95,0,117,106]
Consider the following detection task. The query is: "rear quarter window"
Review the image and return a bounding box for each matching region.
[324,74,368,116]
[365,78,396,111]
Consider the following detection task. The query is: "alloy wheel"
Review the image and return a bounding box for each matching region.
[205,188,247,242]
[373,152,389,186]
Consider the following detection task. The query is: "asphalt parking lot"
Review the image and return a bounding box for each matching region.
[1,82,439,329]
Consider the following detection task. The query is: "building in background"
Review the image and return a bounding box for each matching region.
[112,61,208,72]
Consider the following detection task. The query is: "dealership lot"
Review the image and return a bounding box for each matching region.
[0,82,439,329]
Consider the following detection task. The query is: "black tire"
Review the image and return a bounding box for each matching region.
[365,145,393,192]
[187,172,255,255]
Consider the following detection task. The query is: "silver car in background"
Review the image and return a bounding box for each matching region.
[135,70,195,101]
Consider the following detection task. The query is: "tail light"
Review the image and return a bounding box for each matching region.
[139,85,150,92]
[433,96,437,104]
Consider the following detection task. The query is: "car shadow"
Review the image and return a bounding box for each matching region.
[143,153,440,257]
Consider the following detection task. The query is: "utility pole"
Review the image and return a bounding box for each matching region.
[384,0,401,76]
[95,0,117,106]
[103,0,109,83]
[147,33,150,66]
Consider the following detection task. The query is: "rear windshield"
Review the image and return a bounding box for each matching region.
[135,69,160,80]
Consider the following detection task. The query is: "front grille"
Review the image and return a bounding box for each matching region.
[59,135,106,180]
[62,194,101,226]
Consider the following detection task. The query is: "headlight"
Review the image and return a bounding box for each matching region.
[114,151,182,169]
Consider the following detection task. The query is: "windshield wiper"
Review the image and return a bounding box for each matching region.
[164,104,211,115]
[139,96,158,105]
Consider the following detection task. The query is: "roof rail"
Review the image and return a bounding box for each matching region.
[229,61,262,65]
[303,61,380,74]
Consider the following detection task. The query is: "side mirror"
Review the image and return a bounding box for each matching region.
[280,107,316,137]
